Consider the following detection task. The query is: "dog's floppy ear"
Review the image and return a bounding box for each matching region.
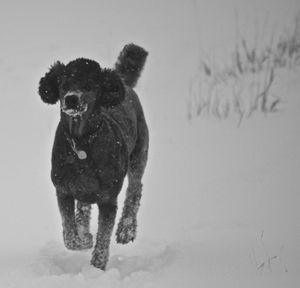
[97,69,125,108]
[38,61,65,104]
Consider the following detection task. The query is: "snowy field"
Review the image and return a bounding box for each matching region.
[0,0,299,287]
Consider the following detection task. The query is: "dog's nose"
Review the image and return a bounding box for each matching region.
[65,95,79,109]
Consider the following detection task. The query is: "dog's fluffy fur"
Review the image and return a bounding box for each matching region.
[39,44,149,270]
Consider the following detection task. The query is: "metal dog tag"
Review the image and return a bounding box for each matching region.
[77,150,87,160]
[71,139,87,160]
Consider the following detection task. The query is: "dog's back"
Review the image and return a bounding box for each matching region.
[106,43,149,158]
[104,87,147,156]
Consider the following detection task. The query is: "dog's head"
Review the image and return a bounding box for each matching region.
[39,58,125,118]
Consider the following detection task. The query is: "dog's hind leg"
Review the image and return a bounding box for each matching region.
[75,201,93,249]
[116,174,143,244]
[116,120,149,244]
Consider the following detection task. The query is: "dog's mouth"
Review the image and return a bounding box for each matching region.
[62,104,88,117]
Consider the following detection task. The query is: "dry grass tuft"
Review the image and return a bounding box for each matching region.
[188,11,300,124]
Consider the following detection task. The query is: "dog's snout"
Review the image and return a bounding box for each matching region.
[65,95,79,109]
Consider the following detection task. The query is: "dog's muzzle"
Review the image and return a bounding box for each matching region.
[62,91,88,117]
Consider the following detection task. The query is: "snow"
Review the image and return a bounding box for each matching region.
[0,0,299,287]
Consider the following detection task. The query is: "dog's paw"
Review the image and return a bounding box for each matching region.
[116,217,137,244]
[63,230,93,250]
[91,249,109,270]
[79,232,94,249]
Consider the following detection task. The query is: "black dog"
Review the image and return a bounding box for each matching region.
[38,44,149,270]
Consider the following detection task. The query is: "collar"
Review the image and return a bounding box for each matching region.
[63,109,125,161]
[63,113,104,160]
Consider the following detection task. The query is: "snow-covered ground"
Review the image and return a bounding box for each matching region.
[0,0,299,287]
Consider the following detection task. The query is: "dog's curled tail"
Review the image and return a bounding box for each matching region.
[115,43,148,88]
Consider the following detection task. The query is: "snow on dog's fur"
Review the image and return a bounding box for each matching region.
[38,44,149,270]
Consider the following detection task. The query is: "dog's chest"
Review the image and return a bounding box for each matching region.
[53,142,99,201]
[52,123,129,203]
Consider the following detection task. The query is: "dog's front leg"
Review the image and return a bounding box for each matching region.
[57,191,91,250]
[75,201,93,249]
[91,201,117,270]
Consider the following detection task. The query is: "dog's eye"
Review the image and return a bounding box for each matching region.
[84,81,93,91]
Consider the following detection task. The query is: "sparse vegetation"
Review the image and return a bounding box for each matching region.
[250,230,288,273]
[188,11,300,124]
